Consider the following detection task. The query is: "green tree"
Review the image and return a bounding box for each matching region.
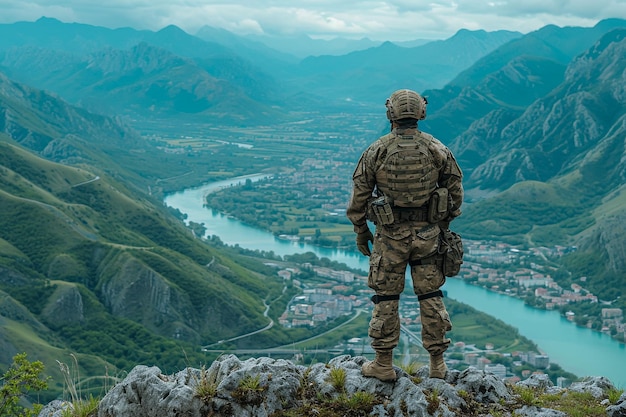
[0,353,49,417]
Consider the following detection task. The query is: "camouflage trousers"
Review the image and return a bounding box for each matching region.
[367,221,452,356]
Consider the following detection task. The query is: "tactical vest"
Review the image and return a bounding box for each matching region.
[375,131,439,208]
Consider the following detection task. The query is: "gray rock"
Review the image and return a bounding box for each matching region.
[95,355,464,417]
[516,373,553,390]
[515,372,564,395]
[514,405,567,416]
[325,356,453,417]
[452,366,511,404]
[606,392,626,417]
[417,368,467,410]
[37,400,72,417]
[97,365,208,417]
[48,355,614,417]
[209,354,304,417]
[568,376,615,399]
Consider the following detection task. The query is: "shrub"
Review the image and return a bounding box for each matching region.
[0,353,49,417]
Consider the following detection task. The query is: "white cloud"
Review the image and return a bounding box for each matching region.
[0,0,625,40]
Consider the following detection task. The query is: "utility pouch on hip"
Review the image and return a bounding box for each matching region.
[440,229,463,277]
[371,196,395,226]
[428,188,449,223]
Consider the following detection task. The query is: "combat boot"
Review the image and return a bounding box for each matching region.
[362,350,397,382]
[429,353,447,379]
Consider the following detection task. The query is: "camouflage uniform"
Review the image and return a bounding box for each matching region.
[347,125,463,358]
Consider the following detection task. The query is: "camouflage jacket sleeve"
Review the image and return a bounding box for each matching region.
[439,147,464,220]
[346,144,380,233]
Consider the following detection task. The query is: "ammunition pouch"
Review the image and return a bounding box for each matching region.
[370,196,395,226]
[439,229,463,277]
[428,188,449,223]
[365,197,378,224]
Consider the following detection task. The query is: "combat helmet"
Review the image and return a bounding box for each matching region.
[385,89,427,121]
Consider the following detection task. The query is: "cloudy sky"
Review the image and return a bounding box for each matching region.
[1,1,626,41]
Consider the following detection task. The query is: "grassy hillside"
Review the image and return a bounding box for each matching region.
[0,141,293,400]
[456,180,591,245]
[0,290,118,401]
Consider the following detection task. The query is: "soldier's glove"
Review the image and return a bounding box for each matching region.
[356,229,374,257]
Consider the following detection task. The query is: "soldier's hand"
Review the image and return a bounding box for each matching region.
[356,229,374,256]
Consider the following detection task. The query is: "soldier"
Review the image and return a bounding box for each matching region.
[347,89,463,381]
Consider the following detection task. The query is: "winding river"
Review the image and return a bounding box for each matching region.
[164,174,625,387]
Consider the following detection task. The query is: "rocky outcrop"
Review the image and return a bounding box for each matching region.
[40,284,85,327]
[37,355,625,417]
[98,252,201,343]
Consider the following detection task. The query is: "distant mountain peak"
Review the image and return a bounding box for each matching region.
[35,16,62,24]
[454,28,486,36]
[379,40,400,48]
[157,24,187,35]
[594,17,626,30]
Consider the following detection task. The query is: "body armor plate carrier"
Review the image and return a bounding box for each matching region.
[376,132,438,208]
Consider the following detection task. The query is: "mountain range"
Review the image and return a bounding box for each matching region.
[437,24,626,304]
[0,17,521,124]
[1,16,626,399]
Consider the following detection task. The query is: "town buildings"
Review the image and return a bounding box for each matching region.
[270,249,590,382]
